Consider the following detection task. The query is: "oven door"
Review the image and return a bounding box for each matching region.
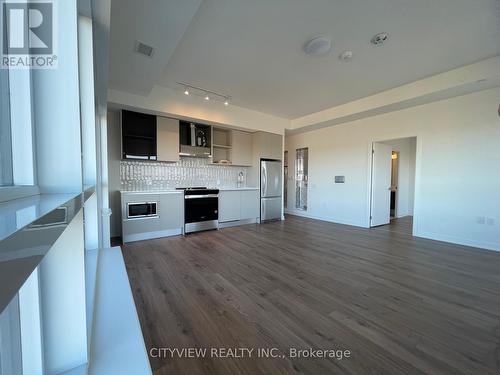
[184,196,218,223]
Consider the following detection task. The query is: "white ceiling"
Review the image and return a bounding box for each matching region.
[110,0,500,119]
[108,0,202,94]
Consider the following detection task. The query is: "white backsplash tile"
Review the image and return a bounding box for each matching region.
[120,158,248,191]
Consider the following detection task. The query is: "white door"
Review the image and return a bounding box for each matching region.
[370,143,393,227]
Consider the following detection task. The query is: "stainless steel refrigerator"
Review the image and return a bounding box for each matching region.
[260,159,283,222]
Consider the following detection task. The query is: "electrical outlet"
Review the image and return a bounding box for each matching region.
[486,217,495,226]
[476,216,486,225]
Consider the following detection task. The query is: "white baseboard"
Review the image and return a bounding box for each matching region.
[286,211,499,253]
[123,228,182,243]
[414,230,500,252]
[284,210,368,228]
[396,213,412,219]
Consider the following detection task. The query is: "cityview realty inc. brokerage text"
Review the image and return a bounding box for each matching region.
[150,347,352,360]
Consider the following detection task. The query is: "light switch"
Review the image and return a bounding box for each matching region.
[335,176,345,183]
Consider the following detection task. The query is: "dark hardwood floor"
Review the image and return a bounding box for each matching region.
[374,216,414,235]
[122,215,500,375]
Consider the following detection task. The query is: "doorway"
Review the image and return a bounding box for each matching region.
[370,137,416,231]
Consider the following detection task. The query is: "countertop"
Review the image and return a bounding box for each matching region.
[119,190,182,195]
[120,187,259,194]
[218,187,259,191]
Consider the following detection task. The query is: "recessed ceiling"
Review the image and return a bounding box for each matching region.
[110,0,500,119]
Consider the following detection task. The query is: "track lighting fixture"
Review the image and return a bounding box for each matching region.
[178,82,231,107]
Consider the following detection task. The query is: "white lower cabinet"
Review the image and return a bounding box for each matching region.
[219,190,259,224]
[159,193,184,229]
[219,191,241,222]
[121,192,183,243]
[240,190,260,219]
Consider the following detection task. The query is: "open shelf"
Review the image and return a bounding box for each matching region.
[212,127,233,164]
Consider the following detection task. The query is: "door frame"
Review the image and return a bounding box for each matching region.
[366,135,421,236]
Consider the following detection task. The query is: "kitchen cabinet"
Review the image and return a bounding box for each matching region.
[240,190,259,219]
[157,117,180,162]
[121,193,162,241]
[121,110,157,160]
[121,110,180,162]
[159,193,183,229]
[121,191,183,242]
[231,130,252,166]
[219,189,259,224]
[219,190,241,222]
[212,127,232,164]
[270,133,283,161]
[252,131,283,161]
[212,128,253,166]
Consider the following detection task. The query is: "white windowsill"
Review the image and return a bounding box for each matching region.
[89,247,151,375]
[0,191,77,242]
[0,185,40,204]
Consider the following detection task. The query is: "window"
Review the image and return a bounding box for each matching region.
[295,147,308,210]
[0,66,36,200]
[0,69,13,187]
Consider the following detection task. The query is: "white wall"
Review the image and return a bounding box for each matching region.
[381,137,416,217]
[285,87,500,251]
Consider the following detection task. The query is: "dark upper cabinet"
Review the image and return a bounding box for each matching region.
[121,110,157,160]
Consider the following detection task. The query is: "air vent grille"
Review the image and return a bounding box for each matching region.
[134,41,155,58]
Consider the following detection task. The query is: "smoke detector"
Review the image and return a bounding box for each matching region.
[370,32,389,46]
[134,41,155,58]
[304,36,332,56]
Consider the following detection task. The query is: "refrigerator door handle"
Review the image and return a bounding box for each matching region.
[261,163,267,197]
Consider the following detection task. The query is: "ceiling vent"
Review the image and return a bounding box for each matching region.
[134,41,155,58]
[304,36,332,56]
[370,32,389,46]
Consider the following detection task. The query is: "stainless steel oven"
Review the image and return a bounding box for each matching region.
[178,188,219,233]
[127,202,158,219]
